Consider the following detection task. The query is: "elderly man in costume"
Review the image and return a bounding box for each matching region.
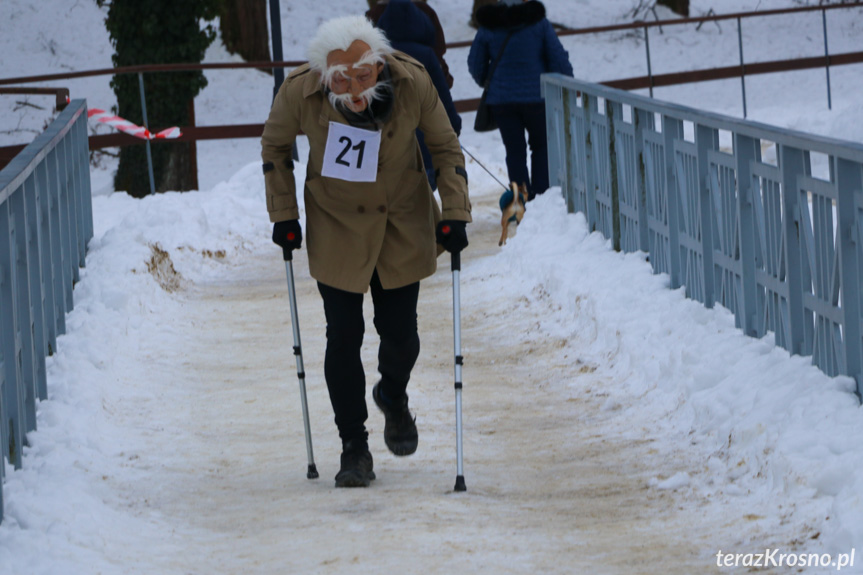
[261,15,471,487]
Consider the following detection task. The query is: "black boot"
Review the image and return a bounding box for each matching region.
[372,382,418,456]
[334,438,375,488]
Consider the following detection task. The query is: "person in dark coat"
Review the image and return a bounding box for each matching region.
[375,0,462,191]
[366,0,453,88]
[468,0,573,200]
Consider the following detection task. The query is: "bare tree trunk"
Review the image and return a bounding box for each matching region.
[657,0,689,16]
[219,0,271,65]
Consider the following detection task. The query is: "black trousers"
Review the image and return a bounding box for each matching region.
[317,270,420,444]
[492,102,550,198]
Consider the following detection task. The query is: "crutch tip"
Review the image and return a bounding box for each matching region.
[307,464,319,479]
[454,475,467,492]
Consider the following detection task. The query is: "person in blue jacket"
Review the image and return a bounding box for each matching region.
[468,0,573,200]
[374,0,462,191]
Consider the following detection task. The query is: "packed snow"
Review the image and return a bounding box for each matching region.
[2,0,863,573]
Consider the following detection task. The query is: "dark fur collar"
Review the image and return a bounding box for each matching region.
[476,1,546,30]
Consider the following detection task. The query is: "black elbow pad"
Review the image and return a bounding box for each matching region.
[455,166,468,184]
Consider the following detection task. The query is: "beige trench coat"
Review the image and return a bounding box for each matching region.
[261,51,472,293]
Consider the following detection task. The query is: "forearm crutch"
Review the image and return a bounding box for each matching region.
[451,251,466,492]
[282,246,319,480]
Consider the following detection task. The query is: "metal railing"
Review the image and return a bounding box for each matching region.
[0,99,94,522]
[542,73,863,397]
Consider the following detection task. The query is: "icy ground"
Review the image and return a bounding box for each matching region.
[3,0,863,574]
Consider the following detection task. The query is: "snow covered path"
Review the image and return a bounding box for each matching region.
[50,188,806,575]
[7,0,863,571]
[3,160,844,574]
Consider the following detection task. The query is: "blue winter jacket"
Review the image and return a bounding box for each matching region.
[468,0,573,105]
[376,0,462,188]
[376,0,461,136]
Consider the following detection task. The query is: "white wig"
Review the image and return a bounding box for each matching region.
[307,15,393,77]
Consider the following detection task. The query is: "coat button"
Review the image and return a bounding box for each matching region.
[387,131,394,138]
[378,205,387,213]
[357,205,365,213]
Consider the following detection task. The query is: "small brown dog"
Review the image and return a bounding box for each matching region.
[498,182,527,246]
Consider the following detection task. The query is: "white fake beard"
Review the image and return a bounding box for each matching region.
[327,80,389,113]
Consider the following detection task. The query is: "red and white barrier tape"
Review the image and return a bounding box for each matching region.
[87,108,181,140]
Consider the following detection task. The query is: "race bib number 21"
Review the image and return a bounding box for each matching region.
[321,121,381,182]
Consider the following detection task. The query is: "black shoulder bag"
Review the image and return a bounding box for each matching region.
[473,31,515,133]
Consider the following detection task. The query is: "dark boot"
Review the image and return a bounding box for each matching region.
[372,382,418,456]
[334,438,375,488]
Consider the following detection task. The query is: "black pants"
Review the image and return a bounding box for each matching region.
[492,101,550,198]
[317,270,420,444]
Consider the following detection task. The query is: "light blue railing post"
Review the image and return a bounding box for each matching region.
[662,115,684,290]
[696,124,718,308]
[560,89,576,213]
[780,145,808,356]
[63,134,81,286]
[0,200,26,470]
[591,96,614,240]
[567,89,586,216]
[0,358,5,517]
[582,94,599,232]
[46,144,69,338]
[634,108,650,253]
[737,18,748,118]
[0,99,93,524]
[10,181,38,436]
[734,134,760,338]
[24,174,48,402]
[77,112,94,250]
[610,101,648,254]
[822,9,833,111]
[608,100,621,251]
[836,159,863,393]
[57,138,75,312]
[543,82,569,209]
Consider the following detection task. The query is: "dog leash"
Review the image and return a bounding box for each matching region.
[460,144,509,192]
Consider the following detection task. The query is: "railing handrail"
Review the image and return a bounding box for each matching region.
[543,72,863,162]
[0,101,87,204]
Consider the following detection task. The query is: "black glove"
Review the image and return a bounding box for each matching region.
[436,220,468,253]
[272,220,302,254]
